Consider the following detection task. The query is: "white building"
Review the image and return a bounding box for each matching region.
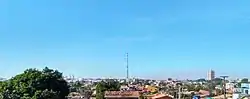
[233,83,250,99]
[226,83,235,90]
[207,69,215,80]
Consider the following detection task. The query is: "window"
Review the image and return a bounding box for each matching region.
[245,90,249,94]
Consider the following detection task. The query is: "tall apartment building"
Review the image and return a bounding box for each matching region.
[207,69,215,80]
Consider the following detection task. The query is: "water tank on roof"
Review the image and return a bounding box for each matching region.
[193,95,200,99]
[206,97,212,99]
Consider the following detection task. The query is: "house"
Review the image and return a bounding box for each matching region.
[196,90,210,98]
[120,85,130,91]
[226,83,235,90]
[144,85,158,93]
[67,92,84,99]
[104,91,140,99]
[233,83,250,99]
[151,94,174,99]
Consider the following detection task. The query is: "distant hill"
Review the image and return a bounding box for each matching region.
[0,77,6,81]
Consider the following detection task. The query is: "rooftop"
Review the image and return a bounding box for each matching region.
[104,91,141,98]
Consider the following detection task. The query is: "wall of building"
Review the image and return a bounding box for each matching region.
[233,94,239,99]
[233,83,250,99]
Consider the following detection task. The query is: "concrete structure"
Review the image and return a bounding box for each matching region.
[226,83,235,93]
[207,69,215,80]
[226,83,235,90]
[233,83,250,99]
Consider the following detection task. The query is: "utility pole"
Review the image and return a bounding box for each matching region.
[178,85,181,99]
[220,76,228,99]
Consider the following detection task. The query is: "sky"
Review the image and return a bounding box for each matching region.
[0,0,250,79]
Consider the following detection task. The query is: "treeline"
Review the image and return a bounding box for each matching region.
[0,67,70,99]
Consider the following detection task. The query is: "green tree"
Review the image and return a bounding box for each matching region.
[96,80,120,99]
[70,81,84,93]
[139,94,146,99]
[236,83,241,88]
[0,67,70,99]
[241,78,249,83]
[196,78,206,82]
[212,78,223,85]
[185,84,195,91]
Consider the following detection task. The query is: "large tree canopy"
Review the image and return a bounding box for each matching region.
[0,67,70,99]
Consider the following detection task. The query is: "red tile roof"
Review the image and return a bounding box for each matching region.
[151,94,174,99]
[105,91,140,98]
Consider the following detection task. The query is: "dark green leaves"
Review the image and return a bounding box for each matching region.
[0,67,69,99]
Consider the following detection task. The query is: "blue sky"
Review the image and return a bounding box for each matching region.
[0,0,250,79]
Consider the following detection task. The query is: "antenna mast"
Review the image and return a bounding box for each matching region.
[126,53,129,84]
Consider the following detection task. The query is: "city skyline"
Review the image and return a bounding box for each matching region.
[1,0,250,79]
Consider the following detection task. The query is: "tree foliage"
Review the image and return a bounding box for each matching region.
[196,78,206,82]
[212,78,223,85]
[0,67,70,99]
[184,84,208,92]
[96,80,120,99]
[139,94,146,99]
[241,78,249,83]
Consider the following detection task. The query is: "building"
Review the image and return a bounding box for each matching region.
[198,90,210,97]
[233,83,250,99]
[226,83,235,92]
[151,94,174,99]
[144,85,158,93]
[207,69,215,80]
[120,85,130,91]
[67,92,84,99]
[104,91,140,99]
